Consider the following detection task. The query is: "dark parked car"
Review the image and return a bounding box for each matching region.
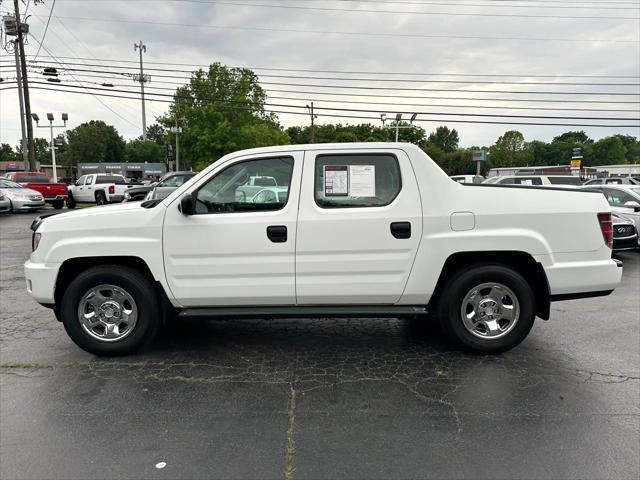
[123,172,196,202]
[612,213,638,252]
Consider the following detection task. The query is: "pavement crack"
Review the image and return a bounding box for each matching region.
[283,384,297,480]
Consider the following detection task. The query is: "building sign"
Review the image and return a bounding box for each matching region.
[570,159,582,169]
[126,165,142,170]
[571,147,583,159]
[472,151,488,162]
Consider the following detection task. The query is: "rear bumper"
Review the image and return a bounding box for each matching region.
[43,195,67,202]
[24,260,59,304]
[108,195,124,203]
[544,257,623,298]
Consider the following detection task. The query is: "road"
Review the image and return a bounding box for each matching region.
[1,210,639,480]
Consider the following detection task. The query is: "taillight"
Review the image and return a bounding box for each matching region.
[598,212,613,249]
[108,185,115,194]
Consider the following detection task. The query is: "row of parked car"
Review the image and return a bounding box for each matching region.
[451,174,640,252]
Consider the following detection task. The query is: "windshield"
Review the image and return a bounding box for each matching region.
[482,177,501,184]
[0,179,24,188]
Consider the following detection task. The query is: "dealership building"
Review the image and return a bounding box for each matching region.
[77,162,167,180]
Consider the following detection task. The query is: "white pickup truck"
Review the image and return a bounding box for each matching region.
[66,173,131,208]
[25,143,623,356]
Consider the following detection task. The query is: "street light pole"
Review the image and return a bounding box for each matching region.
[133,41,148,140]
[33,113,68,182]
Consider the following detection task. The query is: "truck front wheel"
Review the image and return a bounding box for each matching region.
[60,265,159,356]
[437,265,535,354]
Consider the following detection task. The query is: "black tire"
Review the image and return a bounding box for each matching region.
[52,200,64,210]
[95,191,107,206]
[66,196,76,209]
[436,264,536,354]
[60,265,159,356]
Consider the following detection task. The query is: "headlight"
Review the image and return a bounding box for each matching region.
[32,232,41,252]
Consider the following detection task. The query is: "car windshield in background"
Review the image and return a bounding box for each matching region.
[548,176,582,185]
[15,175,48,183]
[96,175,127,185]
[0,179,24,188]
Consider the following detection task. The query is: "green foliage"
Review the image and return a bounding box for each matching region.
[427,126,459,153]
[286,122,426,144]
[0,143,19,163]
[591,136,628,165]
[160,63,290,170]
[488,130,526,167]
[144,124,168,146]
[125,139,163,164]
[61,120,125,167]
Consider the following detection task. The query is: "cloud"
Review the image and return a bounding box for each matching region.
[1,0,638,148]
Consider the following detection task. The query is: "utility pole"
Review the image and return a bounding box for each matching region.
[171,117,183,172]
[11,40,27,162]
[306,102,317,143]
[12,0,36,170]
[133,41,149,140]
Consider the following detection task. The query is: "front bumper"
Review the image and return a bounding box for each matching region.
[11,199,45,211]
[613,234,639,252]
[24,260,59,304]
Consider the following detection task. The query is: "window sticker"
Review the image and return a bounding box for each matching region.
[349,165,376,197]
[324,165,349,196]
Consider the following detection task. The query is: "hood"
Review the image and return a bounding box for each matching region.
[37,201,149,232]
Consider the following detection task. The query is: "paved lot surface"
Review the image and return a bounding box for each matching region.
[1,209,639,480]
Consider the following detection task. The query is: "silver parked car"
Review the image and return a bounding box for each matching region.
[0,191,11,213]
[0,179,45,212]
[582,184,640,247]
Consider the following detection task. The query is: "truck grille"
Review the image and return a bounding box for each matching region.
[614,225,635,237]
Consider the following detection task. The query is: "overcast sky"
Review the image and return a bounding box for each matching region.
[1,0,639,150]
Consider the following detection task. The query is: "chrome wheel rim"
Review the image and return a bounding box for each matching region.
[460,282,520,340]
[77,284,138,342]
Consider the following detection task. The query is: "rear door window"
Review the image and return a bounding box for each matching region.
[314,154,401,208]
[548,176,582,185]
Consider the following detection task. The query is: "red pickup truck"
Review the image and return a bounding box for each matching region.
[3,172,68,209]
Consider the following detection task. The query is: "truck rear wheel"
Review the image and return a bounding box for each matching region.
[52,200,64,210]
[60,265,159,356]
[66,196,76,209]
[95,191,107,205]
[436,264,535,354]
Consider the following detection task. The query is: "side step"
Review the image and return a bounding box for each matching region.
[178,305,429,320]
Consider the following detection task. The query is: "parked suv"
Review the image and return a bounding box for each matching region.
[26,143,622,356]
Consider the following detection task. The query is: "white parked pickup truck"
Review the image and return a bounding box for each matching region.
[66,174,131,208]
[25,143,623,356]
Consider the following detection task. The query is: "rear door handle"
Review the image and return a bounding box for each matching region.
[267,225,287,243]
[390,222,411,239]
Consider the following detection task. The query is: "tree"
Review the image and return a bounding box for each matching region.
[144,124,168,146]
[63,120,125,167]
[160,63,289,170]
[427,126,459,153]
[0,144,19,163]
[125,139,163,164]
[489,130,526,167]
[590,136,628,165]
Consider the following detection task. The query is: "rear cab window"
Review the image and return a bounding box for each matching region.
[15,174,49,183]
[96,175,126,185]
[548,176,582,185]
[314,154,402,208]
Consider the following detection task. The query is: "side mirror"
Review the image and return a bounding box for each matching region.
[179,193,195,215]
[624,200,640,212]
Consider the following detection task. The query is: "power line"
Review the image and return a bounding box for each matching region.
[14,81,640,124]
[2,84,636,128]
[23,56,640,79]
[51,0,640,19]
[26,62,640,86]
[28,65,640,95]
[31,15,639,43]
[33,0,55,60]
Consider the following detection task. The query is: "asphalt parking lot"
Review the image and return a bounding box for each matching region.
[1,209,639,480]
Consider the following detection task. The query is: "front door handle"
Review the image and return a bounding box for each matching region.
[390,222,411,239]
[267,225,287,243]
